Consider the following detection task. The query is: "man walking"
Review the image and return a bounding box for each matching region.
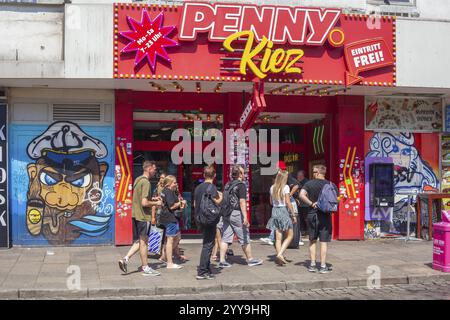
[286,170,305,247]
[118,161,162,276]
[299,165,338,274]
[294,170,309,241]
[219,165,263,268]
[194,165,223,280]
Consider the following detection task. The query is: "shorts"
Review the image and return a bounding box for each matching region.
[216,217,224,233]
[132,218,150,242]
[164,222,180,237]
[221,210,250,246]
[307,210,332,242]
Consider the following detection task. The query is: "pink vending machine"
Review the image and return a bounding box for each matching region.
[433,211,450,273]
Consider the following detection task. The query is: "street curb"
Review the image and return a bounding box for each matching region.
[287,278,349,290]
[7,273,450,299]
[0,289,19,299]
[88,287,156,298]
[408,273,450,284]
[156,284,222,295]
[19,288,88,299]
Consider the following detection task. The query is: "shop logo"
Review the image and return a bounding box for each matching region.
[119,10,178,71]
[223,31,304,79]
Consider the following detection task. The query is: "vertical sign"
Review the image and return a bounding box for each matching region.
[0,103,8,248]
[445,105,450,133]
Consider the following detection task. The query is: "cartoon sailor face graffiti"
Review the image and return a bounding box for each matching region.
[26,122,111,244]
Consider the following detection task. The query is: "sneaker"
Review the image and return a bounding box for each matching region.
[167,263,183,269]
[299,241,305,246]
[267,240,274,246]
[142,265,161,276]
[319,266,332,274]
[260,237,270,243]
[218,261,232,268]
[118,258,128,274]
[307,264,318,273]
[196,273,215,280]
[247,258,263,267]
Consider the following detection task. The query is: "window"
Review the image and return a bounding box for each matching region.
[369,0,415,5]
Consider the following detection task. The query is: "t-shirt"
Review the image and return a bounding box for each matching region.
[226,180,247,212]
[270,184,290,207]
[297,178,310,207]
[194,182,219,216]
[159,187,179,225]
[132,176,152,222]
[301,179,338,213]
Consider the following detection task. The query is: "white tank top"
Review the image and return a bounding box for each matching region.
[270,185,290,207]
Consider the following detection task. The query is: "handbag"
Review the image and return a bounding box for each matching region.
[148,225,165,255]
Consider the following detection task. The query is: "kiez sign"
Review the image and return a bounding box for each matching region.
[115,2,395,86]
[179,3,343,79]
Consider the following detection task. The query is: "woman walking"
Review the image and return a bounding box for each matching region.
[267,170,297,266]
[159,175,186,269]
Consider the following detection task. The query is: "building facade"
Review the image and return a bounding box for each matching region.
[1,0,450,247]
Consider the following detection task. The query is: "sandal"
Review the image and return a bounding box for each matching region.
[275,256,286,266]
[175,255,188,262]
[283,256,293,263]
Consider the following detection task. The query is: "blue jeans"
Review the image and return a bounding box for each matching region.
[269,229,275,241]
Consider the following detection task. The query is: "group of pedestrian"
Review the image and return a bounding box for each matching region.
[265,163,338,273]
[118,161,187,276]
[117,160,338,278]
[194,165,264,280]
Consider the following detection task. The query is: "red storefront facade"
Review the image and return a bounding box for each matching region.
[112,2,396,245]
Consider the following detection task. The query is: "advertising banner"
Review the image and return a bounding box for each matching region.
[441,134,450,210]
[0,104,8,248]
[365,96,443,132]
[114,2,395,87]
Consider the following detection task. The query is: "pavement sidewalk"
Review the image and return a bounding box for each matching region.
[0,239,449,299]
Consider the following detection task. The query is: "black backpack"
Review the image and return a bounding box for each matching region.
[220,180,243,218]
[195,184,221,226]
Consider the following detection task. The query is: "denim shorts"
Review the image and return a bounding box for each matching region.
[165,222,180,237]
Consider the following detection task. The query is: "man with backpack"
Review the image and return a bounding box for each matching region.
[194,165,223,280]
[219,165,263,268]
[299,165,338,274]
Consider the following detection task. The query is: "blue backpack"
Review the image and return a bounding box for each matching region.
[317,182,338,213]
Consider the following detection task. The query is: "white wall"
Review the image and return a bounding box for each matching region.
[0,4,64,78]
[396,18,450,88]
[64,4,113,78]
[416,0,450,20]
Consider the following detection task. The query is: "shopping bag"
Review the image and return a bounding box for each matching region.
[148,225,165,255]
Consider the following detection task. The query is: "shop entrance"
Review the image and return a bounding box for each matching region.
[132,110,331,235]
[133,111,224,234]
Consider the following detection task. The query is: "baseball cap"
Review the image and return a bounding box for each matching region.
[277,161,287,171]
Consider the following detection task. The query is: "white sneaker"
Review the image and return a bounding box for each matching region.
[267,240,274,246]
[142,265,161,276]
[260,237,269,243]
[299,241,305,246]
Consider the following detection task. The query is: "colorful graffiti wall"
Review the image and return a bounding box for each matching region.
[10,122,115,245]
[364,131,440,237]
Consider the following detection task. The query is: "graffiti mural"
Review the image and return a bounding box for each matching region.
[23,121,113,245]
[366,132,439,234]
